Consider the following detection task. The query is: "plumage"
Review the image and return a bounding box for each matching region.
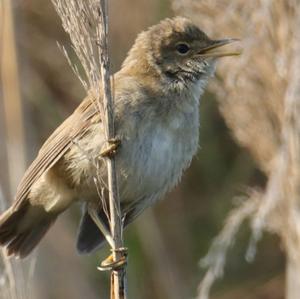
[0,17,239,257]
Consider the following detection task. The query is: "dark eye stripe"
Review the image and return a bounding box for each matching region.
[176,43,190,54]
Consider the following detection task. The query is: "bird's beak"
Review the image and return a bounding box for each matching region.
[197,38,242,58]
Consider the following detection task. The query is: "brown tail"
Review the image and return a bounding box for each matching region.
[0,202,56,258]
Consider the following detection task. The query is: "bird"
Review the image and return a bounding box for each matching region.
[0,17,240,258]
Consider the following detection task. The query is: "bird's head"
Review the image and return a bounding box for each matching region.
[122,17,241,86]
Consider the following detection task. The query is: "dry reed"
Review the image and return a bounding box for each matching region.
[0,1,36,299]
[51,1,126,298]
[172,1,300,298]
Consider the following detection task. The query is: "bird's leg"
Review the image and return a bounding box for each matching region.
[87,204,114,248]
[87,204,128,271]
[100,138,121,158]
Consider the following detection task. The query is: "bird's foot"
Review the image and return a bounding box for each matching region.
[98,248,128,271]
[100,138,121,158]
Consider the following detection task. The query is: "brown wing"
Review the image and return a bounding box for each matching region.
[13,95,100,210]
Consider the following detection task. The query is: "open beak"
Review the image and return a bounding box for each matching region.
[197,38,242,58]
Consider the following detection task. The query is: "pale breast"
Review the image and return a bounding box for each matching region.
[117,105,199,204]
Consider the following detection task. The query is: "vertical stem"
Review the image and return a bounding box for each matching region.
[284,10,300,299]
[0,0,26,197]
[1,2,29,299]
[286,257,300,299]
[97,1,127,298]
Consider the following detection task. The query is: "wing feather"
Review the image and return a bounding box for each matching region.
[13,95,100,210]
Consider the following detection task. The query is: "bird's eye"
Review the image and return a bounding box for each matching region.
[176,43,190,54]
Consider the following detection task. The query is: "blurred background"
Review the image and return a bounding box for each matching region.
[1,0,294,298]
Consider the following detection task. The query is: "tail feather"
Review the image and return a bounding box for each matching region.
[6,220,54,258]
[0,202,28,238]
[0,202,56,258]
[6,233,28,256]
[76,205,108,254]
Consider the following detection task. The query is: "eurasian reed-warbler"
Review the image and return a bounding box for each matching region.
[0,17,240,257]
